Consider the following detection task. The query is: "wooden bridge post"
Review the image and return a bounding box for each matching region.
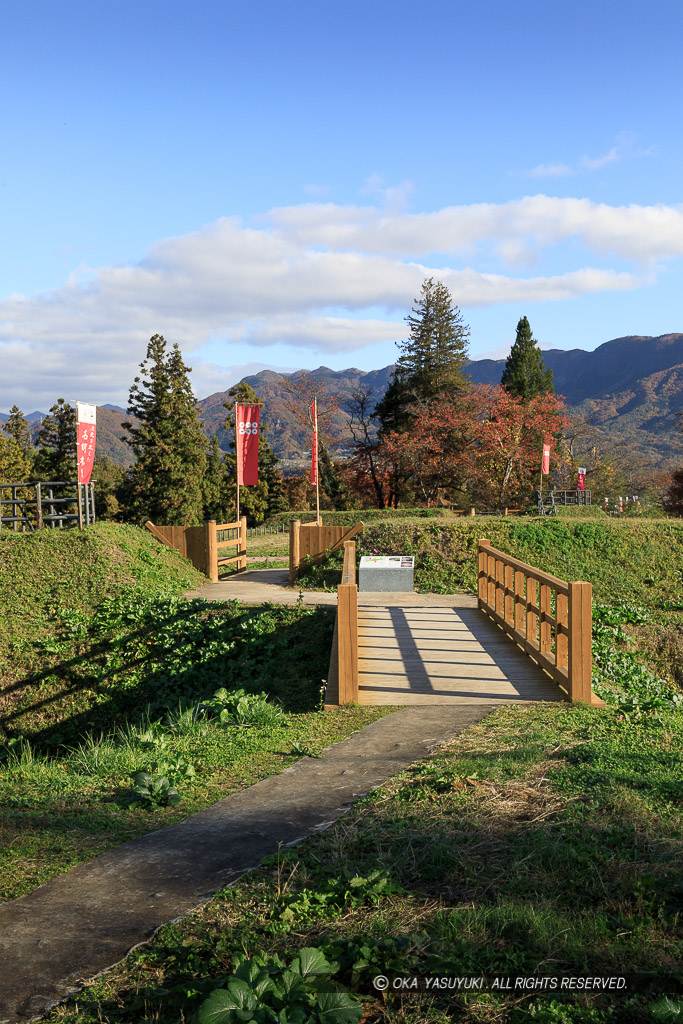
[477,538,489,608]
[289,519,301,583]
[206,520,218,582]
[240,516,247,571]
[337,583,358,703]
[568,581,592,702]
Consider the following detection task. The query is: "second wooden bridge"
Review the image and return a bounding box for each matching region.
[325,538,604,708]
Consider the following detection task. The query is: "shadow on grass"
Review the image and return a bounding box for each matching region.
[3,599,335,750]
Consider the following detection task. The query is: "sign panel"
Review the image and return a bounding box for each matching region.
[76,402,97,485]
[577,467,586,491]
[236,404,260,485]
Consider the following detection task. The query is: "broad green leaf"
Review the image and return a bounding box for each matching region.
[314,990,363,1022]
[197,980,258,1024]
[292,947,331,979]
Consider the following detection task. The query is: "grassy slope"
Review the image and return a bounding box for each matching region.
[0,525,388,899]
[50,703,683,1024]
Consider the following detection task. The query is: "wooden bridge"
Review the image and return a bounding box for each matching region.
[325,538,604,708]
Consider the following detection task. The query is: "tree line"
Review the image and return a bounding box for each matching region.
[2,280,680,522]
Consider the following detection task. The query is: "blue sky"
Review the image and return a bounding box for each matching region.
[2,0,683,410]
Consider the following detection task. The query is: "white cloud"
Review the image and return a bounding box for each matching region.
[526,163,575,178]
[2,192,679,408]
[519,134,655,179]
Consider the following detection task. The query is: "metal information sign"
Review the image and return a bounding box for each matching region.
[358,555,415,592]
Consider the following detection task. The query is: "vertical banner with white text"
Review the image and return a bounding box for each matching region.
[76,403,97,485]
[577,467,586,491]
[236,404,260,485]
[310,400,318,486]
[542,442,551,476]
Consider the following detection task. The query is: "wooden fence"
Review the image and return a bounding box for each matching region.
[145,517,247,582]
[477,539,603,705]
[0,481,95,531]
[288,516,364,582]
[325,540,359,706]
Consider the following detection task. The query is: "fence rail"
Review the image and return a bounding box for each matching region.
[145,517,246,581]
[477,539,603,705]
[0,481,95,531]
[288,516,364,582]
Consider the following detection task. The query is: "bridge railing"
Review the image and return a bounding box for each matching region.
[325,540,359,705]
[477,539,600,704]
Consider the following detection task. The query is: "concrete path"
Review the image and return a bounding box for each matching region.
[184,568,479,608]
[0,706,493,1023]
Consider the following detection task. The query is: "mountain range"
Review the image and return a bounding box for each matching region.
[3,334,683,470]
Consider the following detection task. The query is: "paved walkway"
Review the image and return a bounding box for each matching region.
[0,707,492,1023]
[184,568,479,608]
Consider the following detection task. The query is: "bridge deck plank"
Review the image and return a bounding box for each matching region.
[356,605,562,706]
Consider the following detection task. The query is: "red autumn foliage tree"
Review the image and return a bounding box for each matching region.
[379,386,569,508]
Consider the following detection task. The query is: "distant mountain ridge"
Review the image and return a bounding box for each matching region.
[198,333,683,467]
[3,334,683,468]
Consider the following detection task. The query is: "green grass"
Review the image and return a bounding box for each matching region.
[0,525,390,899]
[46,702,683,1024]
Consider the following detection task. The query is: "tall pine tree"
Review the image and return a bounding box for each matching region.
[1,405,34,481]
[397,277,470,401]
[501,316,554,400]
[33,399,77,480]
[124,335,207,525]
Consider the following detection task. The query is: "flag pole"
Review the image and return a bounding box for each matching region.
[539,440,544,495]
[314,398,320,524]
[235,399,240,524]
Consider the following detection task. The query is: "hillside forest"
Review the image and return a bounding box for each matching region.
[2,279,683,525]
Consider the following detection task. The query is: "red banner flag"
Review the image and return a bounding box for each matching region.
[236,404,259,485]
[310,400,318,485]
[76,403,97,485]
[542,442,551,476]
[577,467,586,491]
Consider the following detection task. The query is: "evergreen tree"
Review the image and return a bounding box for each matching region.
[202,435,227,521]
[124,335,207,525]
[0,405,34,482]
[501,316,554,400]
[33,399,77,480]
[4,405,32,450]
[222,381,287,525]
[396,277,470,402]
[319,443,350,510]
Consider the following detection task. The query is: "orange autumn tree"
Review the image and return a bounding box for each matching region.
[380,385,569,508]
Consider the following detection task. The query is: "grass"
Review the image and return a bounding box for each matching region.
[4,516,683,1022]
[46,701,683,1024]
[0,525,389,900]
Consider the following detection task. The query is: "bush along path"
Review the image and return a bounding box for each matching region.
[0,706,492,1023]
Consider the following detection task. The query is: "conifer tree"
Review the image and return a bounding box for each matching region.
[4,405,32,450]
[397,277,471,401]
[124,335,207,525]
[33,399,77,480]
[501,316,554,400]
[319,443,350,510]
[202,435,226,522]
[222,381,287,525]
[0,405,34,482]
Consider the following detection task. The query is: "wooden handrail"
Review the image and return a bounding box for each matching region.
[325,539,359,705]
[341,540,356,585]
[477,539,602,705]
